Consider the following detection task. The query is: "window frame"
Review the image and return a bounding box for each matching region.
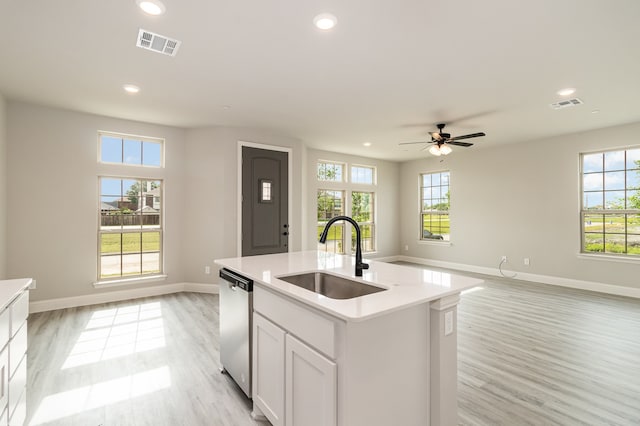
[317,189,346,254]
[580,147,640,258]
[419,171,450,243]
[97,176,164,283]
[98,131,165,168]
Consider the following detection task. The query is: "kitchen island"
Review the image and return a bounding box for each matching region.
[215,251,482,426]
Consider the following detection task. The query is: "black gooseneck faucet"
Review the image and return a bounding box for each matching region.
[318,215,369,277]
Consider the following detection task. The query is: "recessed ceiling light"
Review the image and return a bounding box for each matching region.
[363,142,371,147]
[314,13,337,30]
[123,84,140,94]
[591,109,600,114]
[557,87,576,96]
[136,0,166,16]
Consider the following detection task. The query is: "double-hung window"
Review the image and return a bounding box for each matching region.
[98,132,164,281]
[581,148,640,256]
[420,171,450,241]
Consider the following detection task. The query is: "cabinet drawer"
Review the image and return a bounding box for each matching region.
[0,308,9,352]
[8,355,25,425]
[9,292,28,338]
[254,287,336,358]
[0,346,7,415]
[8,325,26,379]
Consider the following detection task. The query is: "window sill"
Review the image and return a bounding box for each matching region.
[417,240,451,247]
[93,274,168,288]
[576,253,640,264]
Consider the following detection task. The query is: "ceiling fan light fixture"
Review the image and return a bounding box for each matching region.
[440,144,452,155]
[429,145,442,156]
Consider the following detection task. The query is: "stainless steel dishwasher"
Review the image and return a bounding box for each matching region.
[219,268,253,398]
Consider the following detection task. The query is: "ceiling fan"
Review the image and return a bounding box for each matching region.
[400,123,486,156]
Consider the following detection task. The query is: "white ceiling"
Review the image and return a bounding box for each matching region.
[1,0,639,161]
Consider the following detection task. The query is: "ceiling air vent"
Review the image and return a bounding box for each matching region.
[136,29,181,57]
[550,98,584,110]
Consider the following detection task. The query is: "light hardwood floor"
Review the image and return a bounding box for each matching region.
[26,273,640,425]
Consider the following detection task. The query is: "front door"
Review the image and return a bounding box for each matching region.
[241,146,289,256]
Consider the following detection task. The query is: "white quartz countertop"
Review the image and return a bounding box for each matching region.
[0,278,32,311]
[214,251,483,321]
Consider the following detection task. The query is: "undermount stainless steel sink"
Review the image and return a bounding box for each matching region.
[277,272,386,299]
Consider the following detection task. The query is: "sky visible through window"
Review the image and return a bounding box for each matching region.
[100,135,162,167]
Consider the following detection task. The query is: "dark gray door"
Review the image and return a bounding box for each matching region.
[242,147,289,256]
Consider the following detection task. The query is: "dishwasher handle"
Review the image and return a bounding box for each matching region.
[219,268,253,291]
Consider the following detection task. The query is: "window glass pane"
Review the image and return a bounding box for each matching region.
[351,166,374,184]
[584,214,603,233]
[101,178,122,197]
[432,174,441,186]
[604,234,626,254]
[143,141,162,167]
[604,214,624,233]
[604,191,625,209]
[627,149,640,170]
[101,136,122,163]
[101,196,122,229]
[142,252,161,274]
[628,234,640,255]
[124,139,142,165]
[100,253,121,279]
[317,162,343,181]
[604,151,625,171]
[627,172,640,190]
[626,191,640,210]
[584,192,603,209]
[583,153,603,173]
[422,174,431,186]
[604,171,625,190]
[583,173,603,191]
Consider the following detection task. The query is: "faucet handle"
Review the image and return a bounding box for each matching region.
[360,262,369,270]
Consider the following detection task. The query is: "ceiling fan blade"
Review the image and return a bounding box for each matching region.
[447,141,474,147]
[431,132,443,142]
[399,141,428,145]
[449,132,486,141]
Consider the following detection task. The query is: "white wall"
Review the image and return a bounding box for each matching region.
[305,149,401,258]
[400,121,640,291]
[182,127,306,284]
[0,94,6,279]
[6,102,187,301]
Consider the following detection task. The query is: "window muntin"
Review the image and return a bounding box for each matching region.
[317,190,345,253]
[99,177,163,279]
[351,165,375,185]
[420,171,450,242]
[581,148,640,256]
[99,132,163,167]
[352,191,375,252]
[317,161,344,182]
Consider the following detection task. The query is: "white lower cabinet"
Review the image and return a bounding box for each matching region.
[253,304,337,426]
[253,313,285,426]
[285,334,336,426]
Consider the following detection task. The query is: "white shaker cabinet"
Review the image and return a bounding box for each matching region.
[285,334,336,426]
[253,313,285,426]
[0,280,30,426]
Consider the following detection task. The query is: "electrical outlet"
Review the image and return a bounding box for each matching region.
[524,258,530,266]
[501,255,507,263]
[205,266,211,275]
[445,310,453,336]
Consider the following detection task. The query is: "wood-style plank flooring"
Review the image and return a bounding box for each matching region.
[26,272,640,425]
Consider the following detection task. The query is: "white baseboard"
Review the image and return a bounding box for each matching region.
[29,282,220,314]
[395,256,640,299]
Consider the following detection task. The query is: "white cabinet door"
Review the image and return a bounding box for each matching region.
[285,334,337,426]
[253,313,285,426]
